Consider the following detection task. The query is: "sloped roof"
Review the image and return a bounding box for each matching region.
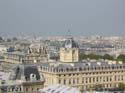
[39,84,81,93]
[62,38,79,48]
[10,65,41,81]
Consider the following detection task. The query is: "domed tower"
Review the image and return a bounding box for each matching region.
[60,38,79,62]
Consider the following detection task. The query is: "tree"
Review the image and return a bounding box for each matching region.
[88,53,103,60]
[79,52,88,60]
[117,83,125,90]
[93,84,104,90]
[79,53,114,60]
[117,54,125,62]
[103,54,113,60]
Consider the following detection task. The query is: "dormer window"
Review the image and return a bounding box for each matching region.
[30,73,36,81]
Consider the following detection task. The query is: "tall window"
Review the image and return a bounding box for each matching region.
[26,88,28,91]
[69,79,71,84]
[77,78,79,83]
[64,79,66,85]
[73,79,75,84]
[59,79,61,83]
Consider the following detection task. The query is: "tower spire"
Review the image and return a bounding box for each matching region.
[68,29,71,38]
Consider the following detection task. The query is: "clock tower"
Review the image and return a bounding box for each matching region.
[60,38,79,62]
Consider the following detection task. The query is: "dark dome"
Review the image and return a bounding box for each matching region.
[62,38,79,48]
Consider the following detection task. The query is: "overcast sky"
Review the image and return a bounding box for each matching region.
[0,0,125,37]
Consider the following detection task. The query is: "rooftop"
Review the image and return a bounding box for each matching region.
[22,59,125,73]
[39,84,81,93]
[62,38,79,48]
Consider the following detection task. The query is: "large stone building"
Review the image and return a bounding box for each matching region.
[37,38,125,91]
[38,60,125,90]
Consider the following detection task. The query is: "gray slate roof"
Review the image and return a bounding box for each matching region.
[10,65,40,81]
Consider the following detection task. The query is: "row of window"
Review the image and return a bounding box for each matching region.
[58,71,124,77]
[58,75,124,85]
[25,87,40,92]
[81,84,114,90]
[41,65,124,73]
[1,86,40,92]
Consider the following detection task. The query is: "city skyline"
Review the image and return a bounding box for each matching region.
[0,0,125,36]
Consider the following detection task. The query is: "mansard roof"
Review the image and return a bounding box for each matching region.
[62,38,79,48]
[10,65,41,81]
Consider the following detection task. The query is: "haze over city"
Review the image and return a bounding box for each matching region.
[0,0,125,37]
[1,1,125,92]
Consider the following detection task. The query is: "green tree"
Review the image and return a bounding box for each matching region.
[80,53,113,60]
[79,52,88,60]
[117,83,125,90]
[94,84,104,89]
[117,54,125,62]
[103,54,113,60]
[86,53,103,60]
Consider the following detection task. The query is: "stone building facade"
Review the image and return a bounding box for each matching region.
[38,38,125,90]
[38,61,125,90]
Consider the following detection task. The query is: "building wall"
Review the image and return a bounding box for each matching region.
[60,48,79,62]
[3,52,48,65]
[41,71,58,87]
[23,82,44,93]
[40,65,125,90]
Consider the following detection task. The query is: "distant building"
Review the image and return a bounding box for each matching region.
[1,37,125,92]
[0,45,8,53]
[1,42,49,65]
[28,43,47,55]
[3,45,48,65]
